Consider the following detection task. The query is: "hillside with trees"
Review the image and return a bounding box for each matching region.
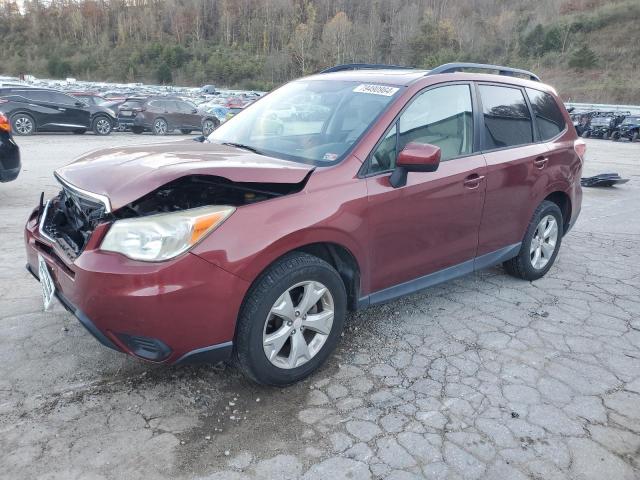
[0,0,638,103]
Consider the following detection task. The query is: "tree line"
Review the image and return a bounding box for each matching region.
[0,0,635,98]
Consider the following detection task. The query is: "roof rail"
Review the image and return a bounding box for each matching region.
[426,63,540,82]
[320,63,415,73]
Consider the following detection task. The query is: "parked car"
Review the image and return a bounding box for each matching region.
[0,87,115,135]
[614,115,640,142]
[0,112,20,182]
[26,63,583,385]
[117,96,220,135]
[583,111,627,139]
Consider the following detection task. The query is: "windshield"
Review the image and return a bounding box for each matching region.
[208,80,402,165]
[623,116,640,124]
[590,117,611,125]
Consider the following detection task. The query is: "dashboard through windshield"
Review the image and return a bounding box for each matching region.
[208,79,402,166]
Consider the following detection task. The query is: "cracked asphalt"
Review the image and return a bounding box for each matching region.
[1,134,639,480]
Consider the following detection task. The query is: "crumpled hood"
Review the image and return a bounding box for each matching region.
[55,141,314,211]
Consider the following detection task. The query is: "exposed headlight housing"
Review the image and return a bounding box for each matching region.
[101,205,234,261]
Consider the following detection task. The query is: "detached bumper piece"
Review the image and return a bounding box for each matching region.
[581,173,629,187]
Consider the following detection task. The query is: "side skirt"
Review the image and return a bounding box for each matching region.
[358,242,521,308]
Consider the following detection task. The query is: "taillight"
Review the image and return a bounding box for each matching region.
[0,113,9,133]
[574,138,586,161]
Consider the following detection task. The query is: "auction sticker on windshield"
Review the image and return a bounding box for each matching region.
[353,84,399,96]
[38,254,55,310]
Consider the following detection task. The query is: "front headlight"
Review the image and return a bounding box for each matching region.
[101,205,235,261]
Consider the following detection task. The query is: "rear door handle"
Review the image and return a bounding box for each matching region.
[534,156,549,169]
[463,174,485,189]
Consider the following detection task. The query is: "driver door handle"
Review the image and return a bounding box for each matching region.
[463,174,485,189]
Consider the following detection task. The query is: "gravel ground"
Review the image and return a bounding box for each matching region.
[1,134,639,480]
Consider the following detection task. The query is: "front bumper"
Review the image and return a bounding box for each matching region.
[25,208,249,364]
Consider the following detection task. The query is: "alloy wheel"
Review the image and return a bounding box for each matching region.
[14,116,33,135]
[95,118,111,135]
[203,120,215,136]
[262,280,334,369]
[154,119,167,135]
[530,214,558,270]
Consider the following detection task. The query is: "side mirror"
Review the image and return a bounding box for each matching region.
[389,143,441,188]
[75,101,86,107]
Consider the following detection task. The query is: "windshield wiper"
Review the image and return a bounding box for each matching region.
[221,142,263,155]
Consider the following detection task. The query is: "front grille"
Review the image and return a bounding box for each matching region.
[41,186,108,259]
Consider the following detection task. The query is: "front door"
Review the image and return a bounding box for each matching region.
[365,83,487,295]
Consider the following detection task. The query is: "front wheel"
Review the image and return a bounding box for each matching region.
[632,132,639,143]
[92,116,113,136]
[503,200,563,281]
[611,131,620,141]
[202,118,219,136]
[234,252,347,386]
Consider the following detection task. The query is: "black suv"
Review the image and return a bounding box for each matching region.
[0,112,20,182]
[615,115,640,142]
[117,96,220,136]
[0,87,115,136]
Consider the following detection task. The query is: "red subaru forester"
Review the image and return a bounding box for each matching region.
[25,63,584,385]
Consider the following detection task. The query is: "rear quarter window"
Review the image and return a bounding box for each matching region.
[526,88,566,140]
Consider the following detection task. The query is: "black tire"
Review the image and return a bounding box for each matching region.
[10,113,35,136]
[131,126,144,134]
[602,131,609,140]
[234,252,347,386]
[92,116,113,136]
[153,118,168,135]
[611,132,620,141]
[503,200,563,281]
[202,118,219,136]
[581,130,590,138]
[180,129,192,135]
[632,132,639,143]
[73,129,87,135]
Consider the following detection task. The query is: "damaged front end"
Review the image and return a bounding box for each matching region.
[40,173,310,260]
[40,183,111,259]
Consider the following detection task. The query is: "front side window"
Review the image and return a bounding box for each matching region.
[209,80,401,166]
[479,85,533,149]
[369,84,474,174]
[526,88,566,140]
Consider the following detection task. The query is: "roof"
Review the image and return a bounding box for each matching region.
[305,69,428,86]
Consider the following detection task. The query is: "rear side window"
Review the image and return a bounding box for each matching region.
[21,90,55,103]
[526,88,566,140]
[479,85,533,149]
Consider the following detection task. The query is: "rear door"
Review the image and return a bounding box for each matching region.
[476,83,549,256]
[365,83,487,294]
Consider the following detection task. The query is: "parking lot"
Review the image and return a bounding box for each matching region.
[1,134,639,479]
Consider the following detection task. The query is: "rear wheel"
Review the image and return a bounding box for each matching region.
[153,118,168,135]
[92,116,112,136]
[234,252,347,386]
[611,131,620,141]
[11,113,35,136]
[503,200,563,281]
[581,130,590,138]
